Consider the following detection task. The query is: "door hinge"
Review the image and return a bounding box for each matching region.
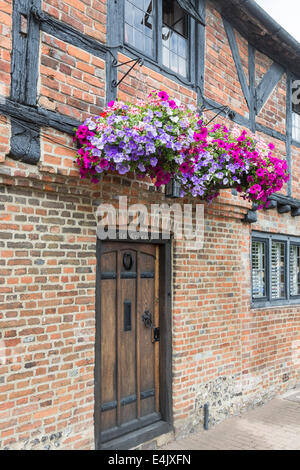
[152,327,160,343]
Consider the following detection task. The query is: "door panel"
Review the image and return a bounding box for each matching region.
[99,242,160,443]
[100,250,117,432]
[120,276,136,425]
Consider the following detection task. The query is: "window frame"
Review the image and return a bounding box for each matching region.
[251,236,269,302]
[292,109,300,143]
[251,232,300,308]
[270,238,288,302]
[124,0,158,62]
[289,241,300,300]
[161,1,190,79]
[122,0,197,85]
[292,78,300,142]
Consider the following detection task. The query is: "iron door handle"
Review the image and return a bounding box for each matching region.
[142,310,159,342]
[142,310,153,328]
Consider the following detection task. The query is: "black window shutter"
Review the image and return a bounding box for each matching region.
[176,0,205,26]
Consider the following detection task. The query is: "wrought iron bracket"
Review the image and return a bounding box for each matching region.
[203,106,236,125]
[112,56,144,88]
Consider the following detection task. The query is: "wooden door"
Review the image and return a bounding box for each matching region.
[99,242,160,444]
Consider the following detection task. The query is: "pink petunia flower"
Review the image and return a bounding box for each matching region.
[168,100,177,109]
[179,162,190,174]
[158,91,169,101]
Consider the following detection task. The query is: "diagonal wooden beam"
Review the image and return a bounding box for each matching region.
[255,62,285,114]
[248,44,256,132]
[223,17,250,109]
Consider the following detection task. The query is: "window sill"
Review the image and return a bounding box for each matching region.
[121,44,194,89]
[251,299,300,309]
[292,138,300,148]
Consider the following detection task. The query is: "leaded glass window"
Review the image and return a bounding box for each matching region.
[292,80,300,141]
[124,0,154,56]
[124,0,194,80]
[162,0,189,77]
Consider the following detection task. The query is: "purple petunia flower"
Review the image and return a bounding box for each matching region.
[138,163,146,172]
[116,163,130,175]
[146,143,156,155]
[150,157,158,167]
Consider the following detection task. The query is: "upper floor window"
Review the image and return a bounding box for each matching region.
[252,233,300,307]
[124,0,154,57]
[124,0,202,80]
[162,1,189,77]
[292,80,300,141]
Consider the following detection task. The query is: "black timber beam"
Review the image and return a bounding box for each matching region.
[105,0,121,102]
[269,194,300,209]
[248,43,256,132]
[256,62,285,114]
[10,118,40,164]
[265,199,277,210]
[196,0,206,107]
[33,8,108,61]
[214,0,300,78]
[202,97,250,128]
[11,0,41,105]
[10,0,41,164]
[291,208,300,217]
[286,74,293,196]
[255,123,287,143]
[244,210,258,224]
[277,204,292,214]
[0,98,80,135]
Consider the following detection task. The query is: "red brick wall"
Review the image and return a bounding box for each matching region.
[0,115,10,163]
[0,174,96,449]
[41,0,106,43]
[117,53,197,106]
[0,0,11,98]
[205,5,248,117]
[40,33,105,120]
[0,0,299,449]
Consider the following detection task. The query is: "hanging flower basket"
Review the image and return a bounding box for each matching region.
[74,90,289,209]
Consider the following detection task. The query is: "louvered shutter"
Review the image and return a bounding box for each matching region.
[271,243,280,298]
[290,245,300,296]
[271,242,285,299]
[252,241,266,298]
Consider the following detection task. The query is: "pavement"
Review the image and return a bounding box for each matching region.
[160,389,300,450]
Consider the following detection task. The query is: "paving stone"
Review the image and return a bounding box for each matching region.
[160,397,300,451]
